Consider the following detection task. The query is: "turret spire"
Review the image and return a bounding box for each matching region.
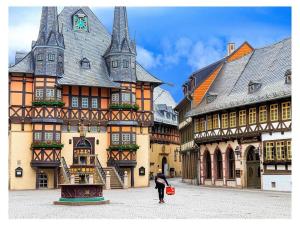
[35,7,64,47]
[107,6,136,54]
[104,6,137,82]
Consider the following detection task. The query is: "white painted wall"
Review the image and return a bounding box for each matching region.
[262,175,291,192]
[261,131,292,141]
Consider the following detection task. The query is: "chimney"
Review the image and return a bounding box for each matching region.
[227,43,235,56]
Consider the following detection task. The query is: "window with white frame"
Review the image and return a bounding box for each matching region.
[37,54,43,61]
[111,133,120,145]
[112,61,118,68]
[48,53,55,61]
[57,89,62,100]
[111,93,119,103]
[132,133,136,142]
[34,132,42,141]
[55,133,60,141]
[46,89,55,100]
[132,93,136,103]
[35,89,44,99]
[82,97,89,108]
[121,93,131,103]
[72,97,78,107]
[45,132,53,141]
[90,126,98,132]
[92,98,98,109]
[122,133,131,144]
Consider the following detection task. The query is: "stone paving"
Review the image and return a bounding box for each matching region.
[9,178,291,219]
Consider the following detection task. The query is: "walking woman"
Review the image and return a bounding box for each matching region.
[155,169,169,203]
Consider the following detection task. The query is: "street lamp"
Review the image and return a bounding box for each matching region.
[234,145,241,158]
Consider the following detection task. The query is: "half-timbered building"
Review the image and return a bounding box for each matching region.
[178,38,291,191]
[8,6,162,190]
[150,87,180,178]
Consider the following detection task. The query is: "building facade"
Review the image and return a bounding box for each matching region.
[177,38,291,191]
[9,7,163,190]
[150,87,181,178]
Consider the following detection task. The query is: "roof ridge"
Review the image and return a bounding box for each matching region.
[254,37,291,51]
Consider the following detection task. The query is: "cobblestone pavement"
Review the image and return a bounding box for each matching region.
[9,178,291,219]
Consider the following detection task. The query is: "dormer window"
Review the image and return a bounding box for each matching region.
[248,81,262,94]
[285,69,291,84]
[206,92,218,103]
[73,10,88,32]
[80,58,90,69]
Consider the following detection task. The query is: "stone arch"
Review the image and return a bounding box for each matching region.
[214,147,223,179]
[244,145,261,188]
[203,149,212,179]
[225,147,235,179]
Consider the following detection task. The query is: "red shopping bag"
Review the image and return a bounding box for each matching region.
[166,186,175,195]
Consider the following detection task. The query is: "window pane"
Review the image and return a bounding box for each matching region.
[92,98,98,108]
[35,89,44,99]
[34,132,41,141]
[45,132,53,141]
[57,89,61,100]
[72,97,78,107]
[111,93,119,103]
[121,93,131,103]
[112,133,119,145]
[82,97,88,108]
[270,104,278,121]
[55,133,60,141]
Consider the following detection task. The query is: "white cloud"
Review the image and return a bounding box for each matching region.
[188,39,225,70]
[159,37,225,71]
[136,45,162,69]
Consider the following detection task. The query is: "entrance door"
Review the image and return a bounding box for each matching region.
[246,147,261,188]
[162,157,167,175]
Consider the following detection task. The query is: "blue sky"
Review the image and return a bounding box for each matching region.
[8,7,291,102]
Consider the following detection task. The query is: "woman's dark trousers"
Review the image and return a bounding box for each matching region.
[157,184,165,200]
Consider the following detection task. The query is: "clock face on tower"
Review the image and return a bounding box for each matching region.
[73,13,88,31]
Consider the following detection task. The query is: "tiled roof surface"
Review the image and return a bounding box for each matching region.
[153,86,178,126]
[187,38,291,117]
[9,7,162,87]
[9,52,34,74]
[57,7,119,88]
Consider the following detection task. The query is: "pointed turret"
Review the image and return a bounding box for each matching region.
[33,7,64,76]
[105,6,136,82]
[35,7,64,47]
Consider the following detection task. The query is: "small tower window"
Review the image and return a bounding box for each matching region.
[37,54,43,61]
[80,58,91,69]
[112,61,118,68]
[123,60,129,68]
[285,69,291,84]
[58,55,63,63]
[48,54,55,61]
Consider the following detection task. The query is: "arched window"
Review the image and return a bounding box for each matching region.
[215,149,223,179]
[204,151,211,179]
[227,148,235,179]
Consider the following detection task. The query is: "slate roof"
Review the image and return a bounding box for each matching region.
[191,58,226,89]
[153,86,178,126]
[9,7,162,87]
[57,7,119,88]
[187,38,291,117]
[9,52,34,74]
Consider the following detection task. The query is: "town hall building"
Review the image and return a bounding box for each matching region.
[8,6,162,190]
